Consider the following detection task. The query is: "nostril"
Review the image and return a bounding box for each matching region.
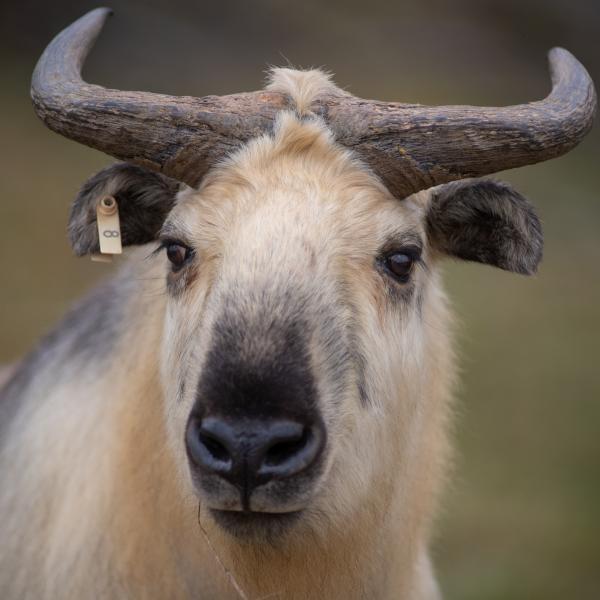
[186,417,235,475]
[264,427,310,467]
[199,431,230,463]
[259,420,325,479]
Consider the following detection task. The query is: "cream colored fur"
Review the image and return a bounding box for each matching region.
[0,69,456,599]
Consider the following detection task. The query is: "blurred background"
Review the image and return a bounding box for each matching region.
[1,0,598,597]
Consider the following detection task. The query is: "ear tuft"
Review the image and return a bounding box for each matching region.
[426,179,543,275]
[68,163,180,256]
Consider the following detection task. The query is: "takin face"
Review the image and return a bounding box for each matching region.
[68,70,543,541]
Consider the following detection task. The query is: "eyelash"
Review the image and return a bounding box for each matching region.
[154,238,189,252]
[152,239,170,257]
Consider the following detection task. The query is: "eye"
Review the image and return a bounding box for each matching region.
[165,242,192,270]
[383,251,417,283]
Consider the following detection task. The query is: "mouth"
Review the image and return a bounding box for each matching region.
[210,508,303,540]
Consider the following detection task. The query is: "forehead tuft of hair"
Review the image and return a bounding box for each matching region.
[266,67,345,116]
[193,68,389,208]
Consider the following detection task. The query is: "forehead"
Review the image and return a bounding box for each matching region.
[164,113,424,257]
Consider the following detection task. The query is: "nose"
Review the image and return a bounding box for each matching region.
[186,415,326,493]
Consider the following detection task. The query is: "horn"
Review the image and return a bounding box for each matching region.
[322,47,597,197]
[32,8,596,197]
[30,7,290,188]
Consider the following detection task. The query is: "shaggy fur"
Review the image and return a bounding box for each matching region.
[0,68,542,599]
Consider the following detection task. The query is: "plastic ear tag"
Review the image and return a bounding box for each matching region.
[91,195,122,262]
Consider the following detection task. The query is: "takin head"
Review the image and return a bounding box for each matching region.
[67,124,544,538]
[31,9,595,540]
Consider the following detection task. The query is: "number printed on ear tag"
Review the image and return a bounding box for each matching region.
[96,195,122,256]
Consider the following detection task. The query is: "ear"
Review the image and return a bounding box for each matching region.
[425,179,543,275]
[68,163,181,256]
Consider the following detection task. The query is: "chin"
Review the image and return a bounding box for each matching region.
[209,509,304,542]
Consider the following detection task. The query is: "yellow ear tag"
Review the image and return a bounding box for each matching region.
[91,195,122,263]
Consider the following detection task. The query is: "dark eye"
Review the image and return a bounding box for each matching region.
[165,243,191,270]
[383,252,416,282]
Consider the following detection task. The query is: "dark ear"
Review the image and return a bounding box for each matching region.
[426,179,543,275]
[68,163,181,256]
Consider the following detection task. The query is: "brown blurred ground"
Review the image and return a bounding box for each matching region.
[1,1,599,598]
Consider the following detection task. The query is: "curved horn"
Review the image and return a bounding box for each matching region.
[31,7,290,187]
[32,8,596,197]
[322,47,597,197]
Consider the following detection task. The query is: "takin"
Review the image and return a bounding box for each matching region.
[0,8,596,600]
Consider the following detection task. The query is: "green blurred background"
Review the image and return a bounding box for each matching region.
[1,1,598,597]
